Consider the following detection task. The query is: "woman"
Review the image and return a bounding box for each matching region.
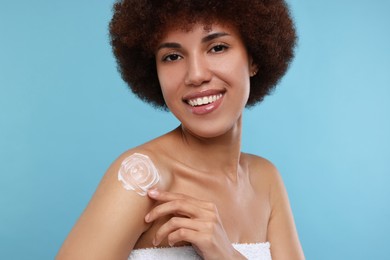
[57,0,304,259]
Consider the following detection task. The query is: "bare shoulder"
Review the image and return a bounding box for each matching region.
[57,143,166,260]
[242,153,305,259]
[242,152,281,193]
[243,153,288,216]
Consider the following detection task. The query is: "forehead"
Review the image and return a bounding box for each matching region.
[157,22,241,43]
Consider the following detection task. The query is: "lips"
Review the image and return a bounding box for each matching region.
[182,89,225,115]
[183,89,225,105]
[187,94,223,107]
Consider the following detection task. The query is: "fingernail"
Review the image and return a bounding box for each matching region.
[145,213,150,222]
[148,189,159,197]
[152,238,158,246]
[169,241,174,247]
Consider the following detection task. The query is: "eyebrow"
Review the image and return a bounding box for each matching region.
[157,42,182,51]
[156,32,230,51]
[201,32,229,43]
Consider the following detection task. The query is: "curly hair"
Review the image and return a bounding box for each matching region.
[109,0,297,110]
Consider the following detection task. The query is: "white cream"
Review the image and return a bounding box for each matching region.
[118,153,160,196]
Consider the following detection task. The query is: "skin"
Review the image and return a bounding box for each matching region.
[57,23,304,260]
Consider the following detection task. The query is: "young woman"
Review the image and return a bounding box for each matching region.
[57,0,304,259]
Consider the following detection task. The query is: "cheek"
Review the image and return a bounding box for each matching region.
[216,59,251,95]
[157,66,183,105]
[215,51,251,79]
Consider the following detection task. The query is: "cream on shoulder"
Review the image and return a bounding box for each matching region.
[118,153,160,196]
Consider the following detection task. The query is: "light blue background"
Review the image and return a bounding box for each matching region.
[1,0,389,259]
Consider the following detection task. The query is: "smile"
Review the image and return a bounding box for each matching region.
[187,94,223,107]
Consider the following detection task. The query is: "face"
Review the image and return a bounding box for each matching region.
[155,23,256,138]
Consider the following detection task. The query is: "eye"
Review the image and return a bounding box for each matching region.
[209,44,229,53]
[162,53,182,62]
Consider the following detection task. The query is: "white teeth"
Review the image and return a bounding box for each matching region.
[187,94,223,107]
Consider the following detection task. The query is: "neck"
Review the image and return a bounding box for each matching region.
[172,116,243,180]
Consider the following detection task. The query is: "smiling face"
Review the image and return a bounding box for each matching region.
[155,23,256,138]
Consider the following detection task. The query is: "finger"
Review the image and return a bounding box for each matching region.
[145,199,200,223]
[148,189,217,211]
[167,228,210,247]
[153,217,204,246]
[148,189,194,203]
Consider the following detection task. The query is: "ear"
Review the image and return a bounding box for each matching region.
[249,57,258,77]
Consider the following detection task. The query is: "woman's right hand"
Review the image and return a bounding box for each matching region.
[145,189,246,260]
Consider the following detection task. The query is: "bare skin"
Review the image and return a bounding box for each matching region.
[57,23,304,259]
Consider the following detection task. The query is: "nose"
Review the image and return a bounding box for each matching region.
[184,54,212,86]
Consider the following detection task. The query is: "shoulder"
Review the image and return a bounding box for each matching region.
[103,140,170,201]
[57,142,168,259]
[243,153,283,194]
[112,138,173,193]
[243,153,293,216]
[98,136,173,219]
[243,154,304,259]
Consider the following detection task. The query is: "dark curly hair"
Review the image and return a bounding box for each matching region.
[109,0,297,110]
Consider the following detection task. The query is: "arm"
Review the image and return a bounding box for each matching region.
[266,165,305,260]
[56,153,155,260]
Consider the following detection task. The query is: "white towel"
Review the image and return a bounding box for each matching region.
[128,242,271,260]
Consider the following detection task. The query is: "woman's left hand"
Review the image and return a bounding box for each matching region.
[145,189,246,260]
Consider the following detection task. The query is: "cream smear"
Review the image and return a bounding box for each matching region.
[118,153,160,196]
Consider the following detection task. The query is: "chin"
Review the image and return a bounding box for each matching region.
[181,122,236,140]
